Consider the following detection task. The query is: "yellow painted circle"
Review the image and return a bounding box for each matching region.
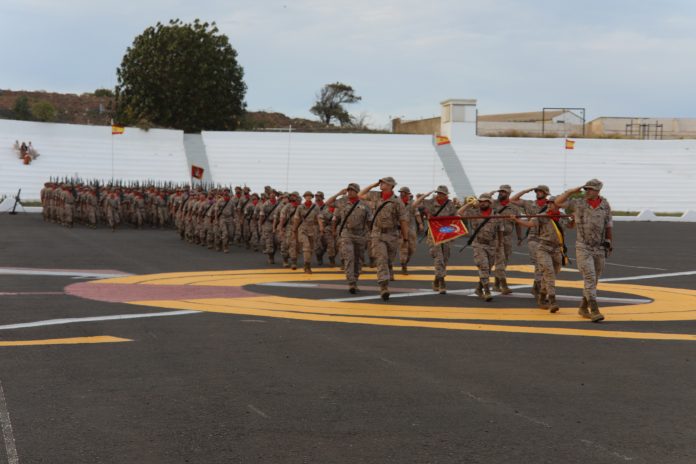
[91,267,696,341]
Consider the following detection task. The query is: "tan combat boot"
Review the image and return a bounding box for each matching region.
[499,278,513,295]
[329,257,336,267]
[402,264,409,275]
[493,277,502,293]
[548,295,560,313]
[304,263,312,274]
[282,258,290,269]
[475,281,484,298]
[537,292,549,309]
[483,283,493,302]
[589,299,604,322]
[291,261,297,271]
[389,265,395,281]
[267,253,275,265]
[379,281,390,301]
[348,281,357,294]
[578,297,591,319]
[439,277,447,295]
[531,281,539,296]
[432,278,439,292]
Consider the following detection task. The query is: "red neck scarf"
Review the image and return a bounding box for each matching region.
[587,197,601,209]
[348,197,359,204]
[270,198,277,205]
[401,197,409,205]
[291,201,299,207]
[499,199,510,206]
[381,192,394,201]
[547,210,561,222]
[235,193,241,198]
[536,198,547,207]
[316,200,324,207]
[329,206,336,213]
[436,197,447,206]
[480,208,492,217]
[304,200,312,208]
[223,195,230,201]
[252,199,258,206]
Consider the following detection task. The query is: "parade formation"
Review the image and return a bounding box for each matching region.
[39,177,613,322]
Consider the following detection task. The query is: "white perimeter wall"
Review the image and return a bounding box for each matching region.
[203,131,452,196]
[0,119,189,199]
[450,135,696,211]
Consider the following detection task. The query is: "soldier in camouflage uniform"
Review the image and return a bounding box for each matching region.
[458,193,504,301]
[511,196,572,312]
[278,192,301,269]
[259,190,282,264]
[490,184,520,294]
[314,192,336,267]
[358,177,410,301]
[397,186,422,276]
[328,183,371,293]
[273,193,292,267]
[413,185,458,294]
[556,179,613,322]
[511,184,552,297]
[292,191,320,273]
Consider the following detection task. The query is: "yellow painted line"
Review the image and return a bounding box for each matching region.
[0,336,131,347]
[128,299,696,341]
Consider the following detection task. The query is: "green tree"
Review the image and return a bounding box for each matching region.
[31,100,57,122]
[94,88,114,98]
[115,19,247,132]
[310,82,361,126]
[12,96,33,120]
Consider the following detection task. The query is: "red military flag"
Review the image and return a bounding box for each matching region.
[428,216,469,245]
[191,165,204,179]
[565,138,575,150]
[435,135,451,146]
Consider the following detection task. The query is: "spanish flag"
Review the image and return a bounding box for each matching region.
[565,138,575,150]
[435,135,451,146]
[112,125,125,135]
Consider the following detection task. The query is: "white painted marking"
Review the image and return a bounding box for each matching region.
[258,282,319,288]
[603,262,667,271]
[600,270,696,283]
[465,293,651,304]
[0,381,19,464]
[0,267,129,279]
[0,310,200,331]
[247,404,269,419]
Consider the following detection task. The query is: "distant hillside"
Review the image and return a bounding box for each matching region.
[0,89,379,133]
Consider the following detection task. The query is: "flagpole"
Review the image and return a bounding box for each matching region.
[111,130,115,183]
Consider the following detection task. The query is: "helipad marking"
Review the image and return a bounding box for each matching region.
[0,336,131,347]
[81,268,696,340]
[0,311,201,331]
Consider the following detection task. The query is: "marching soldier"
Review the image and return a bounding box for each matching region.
[293,191,320,274]
[278,192,301,269]
[328,184,371,294]
[458,193,504,301]
[314,192,336,267]
[259,190,282,264]
[511,185,551,297]
[511,196,572,312]
[490,184,520,294]
[555,179,613,322]
[413,185,458,294]
[358,177,410,301]
[398,186,422,275]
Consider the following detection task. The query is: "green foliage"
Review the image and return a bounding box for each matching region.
[94,88,115,97]
[31,100,57,122]
[12,96,33,120]
[115,19,247,133]
[310,82,361,126]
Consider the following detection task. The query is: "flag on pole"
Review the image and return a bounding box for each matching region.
[565,138,575,150]
[427,216,469,245]
[191,165,204,180]
[435,135,451,146]
[111,125,125,135]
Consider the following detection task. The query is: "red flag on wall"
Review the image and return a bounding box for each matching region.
[191,165,204,179]
[427,216,469,245]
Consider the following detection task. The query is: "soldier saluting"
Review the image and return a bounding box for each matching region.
[555,179,613,322]
[358,177,410,301]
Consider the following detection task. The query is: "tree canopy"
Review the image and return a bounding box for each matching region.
[310,82,361,126]
[115,19,247,133]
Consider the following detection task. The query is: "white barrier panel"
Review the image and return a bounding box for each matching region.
[0,119,189,199]
[202,131,452,195]
[451,136,696,212]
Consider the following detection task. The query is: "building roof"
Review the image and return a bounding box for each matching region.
[478,110,566,123]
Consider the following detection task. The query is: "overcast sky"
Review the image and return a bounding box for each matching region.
[2,0,695,127]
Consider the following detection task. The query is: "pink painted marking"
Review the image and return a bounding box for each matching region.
[65,282,260,303]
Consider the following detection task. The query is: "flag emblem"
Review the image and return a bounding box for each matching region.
[565,139,575,150]
[428,216,468,245]
[435,135,451,146]
[191,165,204,179]
[111,125,125,135]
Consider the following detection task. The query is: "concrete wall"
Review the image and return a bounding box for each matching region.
[392,117,440,135]
[587,117,696,139]
[477,121,583,137]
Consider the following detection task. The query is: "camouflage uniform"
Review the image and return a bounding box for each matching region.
[492,185,519,294]
[259,196,282,263]
[279,196,300,269]
[462,193,504,299]
[517,185,551,294]
[334,184,371,292]
[398,187,420,274]
[365,177,409,299]
[293,192,321,273]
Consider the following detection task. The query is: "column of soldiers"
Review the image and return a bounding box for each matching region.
[40,177,612,322]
